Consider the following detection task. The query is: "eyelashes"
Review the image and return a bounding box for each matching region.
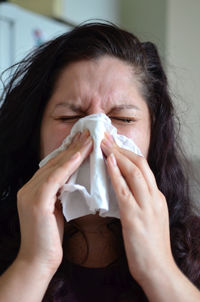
[56,116,136,124]
[110,117,136,124]
[57,116,81,121]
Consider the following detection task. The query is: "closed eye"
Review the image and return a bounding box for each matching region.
[56,116,136,124]
[110,117,136,124]
[56,115,83,122]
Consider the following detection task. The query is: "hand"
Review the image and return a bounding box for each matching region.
[101,133,175,286]
[16,130,93,275]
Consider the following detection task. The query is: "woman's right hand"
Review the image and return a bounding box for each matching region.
[16,130,93,276]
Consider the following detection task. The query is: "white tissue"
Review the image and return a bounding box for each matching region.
[39,113,142,221]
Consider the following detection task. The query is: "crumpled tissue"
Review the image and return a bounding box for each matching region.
[39,113,143,221]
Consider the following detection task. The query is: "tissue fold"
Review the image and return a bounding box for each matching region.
[39,113,142,221]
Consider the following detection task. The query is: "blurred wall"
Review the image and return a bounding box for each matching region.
[62,0,120,25]
[10,0,121,25]
[120,0,200,161]
[120,0,167,59]
[166,0,200,160]
[10,0,62,18]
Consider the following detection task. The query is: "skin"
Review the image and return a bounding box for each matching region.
[39,56,151,267]
[40,56,151,158]
[1,55,200,302]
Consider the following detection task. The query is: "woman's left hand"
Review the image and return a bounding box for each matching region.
[101,133,176,287]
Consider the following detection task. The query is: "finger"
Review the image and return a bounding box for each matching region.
[115,148,157,193]
[46,137,93,187]
[37,152,87,209]
[60,134,93,167]
[33,137,93,206]
[106,153,140,216]
[68,129,89,150]
[101,138,151,208]
[36,129,93,183]
[112,149,151,209]
[71,131,81,144]
[102,132,157,193]
[44,129,92,168]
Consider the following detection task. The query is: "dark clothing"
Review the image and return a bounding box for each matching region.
[54,261,147,302]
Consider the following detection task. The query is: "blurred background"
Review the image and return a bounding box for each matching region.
[0,0,199,205]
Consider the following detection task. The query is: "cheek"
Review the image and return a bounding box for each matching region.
[40,123,73,159]
[117,126,151,158]
[134,132,150,158]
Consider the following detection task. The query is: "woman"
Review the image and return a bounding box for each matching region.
[0,22,199,302]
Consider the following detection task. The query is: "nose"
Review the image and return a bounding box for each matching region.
[86,102,106,116]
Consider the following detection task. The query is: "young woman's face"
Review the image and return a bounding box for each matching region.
[40,56,151,159]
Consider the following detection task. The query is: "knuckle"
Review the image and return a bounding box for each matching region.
[46,151,67,167]
[118,185,132,201]
[154,191,168,213]
[17,185,28,202]
[137,155,146,166]
[46,173,59,186]
[17,189,24,207]
[17,186,29,210]
[46,166,68,186]
[133,155,146,170]
[129,166,143,179]
[158,191,166,203]
[17,187,23,200]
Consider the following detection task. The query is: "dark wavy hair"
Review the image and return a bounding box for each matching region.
[0,22,199,301]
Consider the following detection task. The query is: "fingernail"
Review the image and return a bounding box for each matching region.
[71,152,80,161]
[80,129,90,141]
[105,132,115,144]
[102,137,113,149]
[72,132,81,143]
[83,136,92,146]
[101,139,111,156]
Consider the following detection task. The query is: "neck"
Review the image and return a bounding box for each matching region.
[63,214,122,268]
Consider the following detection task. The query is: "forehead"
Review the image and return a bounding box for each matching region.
[48,56,147,112]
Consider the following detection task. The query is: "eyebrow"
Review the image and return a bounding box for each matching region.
[53,102,141,112]
[53,103,84,112]
[110,104,141,112]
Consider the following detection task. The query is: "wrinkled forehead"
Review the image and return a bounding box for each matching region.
[48,56,147,113]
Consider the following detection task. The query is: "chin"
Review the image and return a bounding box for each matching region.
[66,212,118,228]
